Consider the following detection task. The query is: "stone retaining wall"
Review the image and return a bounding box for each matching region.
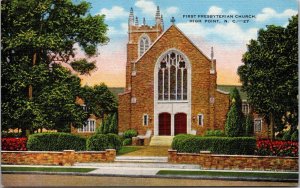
[1,149,116,166]
[168,150,298,172]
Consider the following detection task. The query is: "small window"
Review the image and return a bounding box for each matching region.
[143,114,149,126]
[78,119,96,133]
[197,114,203,126]
[254,119,262,132]
[81,105,88,112]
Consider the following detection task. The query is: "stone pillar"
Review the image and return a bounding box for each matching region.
[62,150,75,166]
[171,114,174,136]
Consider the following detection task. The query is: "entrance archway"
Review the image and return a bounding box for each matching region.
[175,113,187,135]
[159,113,171,135]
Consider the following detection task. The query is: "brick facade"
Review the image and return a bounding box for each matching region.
[168,150,298,172]
[118,9,230,136]
[1,149,116,166]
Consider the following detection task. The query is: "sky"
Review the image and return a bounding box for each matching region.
[76,0,298,87]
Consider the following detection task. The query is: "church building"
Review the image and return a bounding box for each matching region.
[118,7,231,136]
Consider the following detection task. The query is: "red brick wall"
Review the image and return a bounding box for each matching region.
[168,150,298,171]
[1,149,116,166]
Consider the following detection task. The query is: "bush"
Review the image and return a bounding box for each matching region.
[1,132,23,138]
[97,113,118,134]
[171,134,256,155]
[256,140,298,157]
[27,133,86,151]
[87,134,109,151]
[124,129,138,139]
[291,131,298,141]
[2,137,27,151]
[204,130,225,137]
[107,133,122,151]
[282,130,292,141]
[87,133,121,151]
[244,115,254,136]
[123,138,132,146]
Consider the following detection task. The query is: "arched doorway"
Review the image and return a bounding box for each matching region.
[159,113,171,135]
[175,113,187,135]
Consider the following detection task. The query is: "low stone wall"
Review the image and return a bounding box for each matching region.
[1,149,116,166]
[168,150,298,172]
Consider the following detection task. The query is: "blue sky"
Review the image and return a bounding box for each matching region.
[79,0,298,86]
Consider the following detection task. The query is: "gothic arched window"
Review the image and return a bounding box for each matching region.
[139,35,150,57]
[158,51,188,101]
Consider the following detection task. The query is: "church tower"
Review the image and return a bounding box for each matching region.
[125,6,164,90]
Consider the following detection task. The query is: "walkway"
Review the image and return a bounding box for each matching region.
[120,146,170,156]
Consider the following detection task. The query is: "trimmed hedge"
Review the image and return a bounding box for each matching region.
[27,133,86,151]
[87,133,122,151]
[204,130,225,137]
[171,134,256,155]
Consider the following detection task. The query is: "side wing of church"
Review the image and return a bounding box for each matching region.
[118,7,230,136]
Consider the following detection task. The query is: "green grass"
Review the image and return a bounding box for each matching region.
[2,167,96,173]
[117,146,142,155]
[157,170,299,179]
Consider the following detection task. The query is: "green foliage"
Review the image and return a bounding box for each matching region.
[238,15,298,135]
[204,130,225,137]
[291,130,298,141]
[96,113,118,134]
[225,88,244,137]
[70,59,96,75]
[124,129,138,139]
[86,133,121,151]
[79,84,117,118]
[1,0,109,134]
[122,138,132,146]
[244,115,254,136]
[282,130,292,141]
[86,134,108,151]
[171,134,256,155]
[27,132,86,151]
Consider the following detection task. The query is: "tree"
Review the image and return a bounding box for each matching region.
[96,113,118,134]
[79,84,117,118]
[238,15,298,139]
[225,88,244,137]
[1,0,109,135]
[244,115,254,136]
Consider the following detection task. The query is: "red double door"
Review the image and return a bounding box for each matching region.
[159,113,187,135]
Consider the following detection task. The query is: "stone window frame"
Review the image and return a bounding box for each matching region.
[78,119,96,133]
[157,50,190,102]
[143,114,149,126]
[242,102,250,115]
[138,34,151,57]
[197,114,204,126]
[254,118,262,132]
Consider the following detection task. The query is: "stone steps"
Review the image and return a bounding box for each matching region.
[115,156,168,163]
[149,136,174,146]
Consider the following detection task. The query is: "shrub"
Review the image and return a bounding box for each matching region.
[1,132,23,138]
[171,134,256,155]
[87,134,109,151]
[244,115,254,136]
[291,131,298,141]
[27,133,86,151]
[124,129,138,139]
[107,133,122,151]
[204,130,225,137]
[256,140,298,157]
[2,137,27,151]
[282,130,292,141]
[97,113,118,134]
[87,133,121,151]
[123,138,132,146]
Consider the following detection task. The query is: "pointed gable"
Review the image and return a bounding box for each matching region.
[136,24,211,63]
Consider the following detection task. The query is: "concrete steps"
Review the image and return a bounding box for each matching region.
[115,156,168,163]
[149,136,174,146]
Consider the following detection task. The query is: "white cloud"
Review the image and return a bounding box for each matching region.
[135,0,157,16]
[107,23,128,36]
[177,22,258,44]
[98,6,128,20]
[166,7,179,15]
[135,0,179,17]
[256,8,297,22]
[207,6,238,15]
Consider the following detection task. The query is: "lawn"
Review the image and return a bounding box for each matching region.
[157,170,299,180]
[117,146,142,155]
[2,167,96,173]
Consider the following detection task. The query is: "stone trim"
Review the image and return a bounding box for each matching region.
[168,150,298,172]
[1,149,116,166]
[216,89,230,95]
